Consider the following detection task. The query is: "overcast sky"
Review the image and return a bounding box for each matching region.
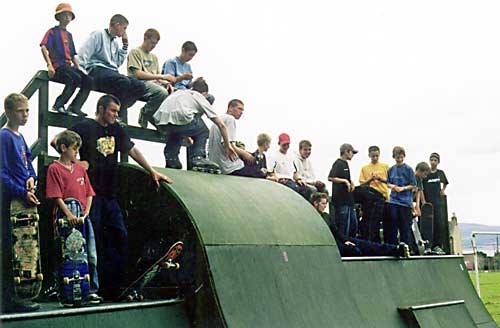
[1,1,499,227]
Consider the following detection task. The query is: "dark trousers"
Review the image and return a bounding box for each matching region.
[162,117,209,162]
[89,67,146,120]
[384,203,412,245]
[90,196,128,296]
[230,165,266,178]
[338,237,400,257]
[1,197,14,311]
[430,199,445,248]
[333,205,358,239]
[52,66,92,110]
[358,200,385,242]
[279,179,311,201]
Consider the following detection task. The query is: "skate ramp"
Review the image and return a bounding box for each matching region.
[130,164,495,327]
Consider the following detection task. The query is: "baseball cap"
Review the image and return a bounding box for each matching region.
[340,143,358,154]
[278,133,291,145]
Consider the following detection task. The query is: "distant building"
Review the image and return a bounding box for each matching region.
[449,213,463,255]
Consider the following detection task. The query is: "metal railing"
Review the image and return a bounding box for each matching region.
[471,231,500,297]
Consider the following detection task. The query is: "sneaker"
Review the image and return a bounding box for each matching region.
[115,117,127,127]
[397,242,410,258]
[52,105,67,114]
[68,106,88,117]
[87,293,104,305]
[432,246,446,255]
[38,283,59,301]
[11,298,40,312]
[166,158,182,169]
[138,110,148,129]
[191,156,220,170]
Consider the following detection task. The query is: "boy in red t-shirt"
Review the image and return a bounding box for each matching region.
[46,130,103,304]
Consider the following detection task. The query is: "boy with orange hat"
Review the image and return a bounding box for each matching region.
[40,3,91,116]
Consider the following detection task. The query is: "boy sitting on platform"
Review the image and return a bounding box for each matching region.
[40,3,91,116]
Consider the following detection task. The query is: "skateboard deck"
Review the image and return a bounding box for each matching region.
[419,203,434,247]
[411,217,429,255]
[120,241,183,301]
[54,198,90,307]
[10,199,43,300]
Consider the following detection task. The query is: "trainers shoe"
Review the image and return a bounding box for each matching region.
[68,106,88,117]
[87,293,104,305]
[166,158,182,169]
[52,105,67,114]
[397,242,410,258]
[138,111,148,129]
[11,298,40,312]
[432,246,446,255]
[191,156,220,169]
[38,283,59,301]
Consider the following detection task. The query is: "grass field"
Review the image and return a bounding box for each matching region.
[469,271,500,325]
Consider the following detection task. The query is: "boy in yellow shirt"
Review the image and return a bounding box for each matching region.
[358,146,389,242]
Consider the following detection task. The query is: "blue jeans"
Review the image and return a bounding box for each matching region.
[85,218,99,294]
[52,66,92,110]
[90,196,128,296]
[162,116,209,162]
[89,67,146,119]
[334,205,358,238]
[384,203,412,245]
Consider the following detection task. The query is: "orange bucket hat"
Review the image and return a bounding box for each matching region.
[55,3,75,20]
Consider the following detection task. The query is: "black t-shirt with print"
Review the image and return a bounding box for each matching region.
[71,119,134,197]
[328,158,354,207]
[422,169,449,204]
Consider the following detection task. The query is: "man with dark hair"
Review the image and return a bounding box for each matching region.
[294,140,325,193]
[127,29,176,129]
[162,41,215,104]
[208,99,266,177]
[78,14,145,122]
[328,143,358,238]
[154,81,236,170]
[311,193,409,257]
[423,152,449,254]
[52,94,173,300]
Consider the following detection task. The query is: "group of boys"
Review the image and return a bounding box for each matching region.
[325,144,449,256]
[0,92,172,312]
[41,3,225,170]
[1,2,450,314]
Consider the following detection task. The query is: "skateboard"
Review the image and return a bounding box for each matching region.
[54,198,90,307]
[419,203,434,248]
[120,241,183,301]
[410,217,429,255]
[10,199,43,300]
[191,157,222,174]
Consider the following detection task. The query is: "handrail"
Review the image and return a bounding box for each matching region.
[2,70,171,163]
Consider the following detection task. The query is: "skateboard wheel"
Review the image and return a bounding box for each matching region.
[11,217,17,224]
[58,219,65,226]
[138,295,144,301]
[126,295,134,302]
[37,273,43,281]
[14,277,21,284]
[63,277,70,285]
[34,214,40,221]
[77,217,85,224]
[84,274,90,282]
